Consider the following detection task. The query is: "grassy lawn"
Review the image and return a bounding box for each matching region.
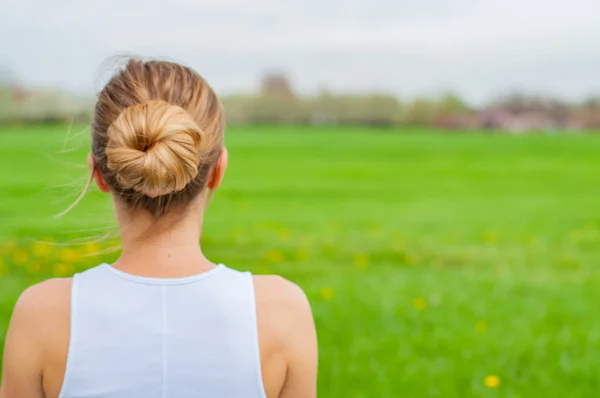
[1,125,600,397]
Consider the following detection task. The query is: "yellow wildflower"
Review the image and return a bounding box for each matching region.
[320,287,334,301]
[59,249,78,263]
[278,229,290,242]
[1,241,16,254]
[27,262,42,275]
[481,231,498,244]
[405,252,418,266]
[265,249,284,264]
[32,241,53,257]
[354,253,368,269]
[83,242,102,256]
[53,263,74,277]
[484,375,500,389]
[13,250,29,266]
[413,297,427,311]
[475,321,488,334]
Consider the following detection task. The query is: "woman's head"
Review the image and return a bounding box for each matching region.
[90,58,226,217]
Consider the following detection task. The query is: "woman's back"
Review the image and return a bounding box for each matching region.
[61,264,264,398]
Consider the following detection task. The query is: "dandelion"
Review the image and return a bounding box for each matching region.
[1,241,16,254]
[278,229,290,242]
[265,249,284,264]
[27,262,42,275]
[32,241,53,257]
[59,249,78,264]
[354,253,368,269]
[484,375,500,389]
[475,321,488,334]
[405,252,418,266]
[83,242,101,256]
[481,231,498,244]
[13,250,29,266]
[53,263,74,277]
[413,297,427,311]
[320,287,334,301]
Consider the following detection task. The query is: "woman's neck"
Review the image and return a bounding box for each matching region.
[112,203,215,278]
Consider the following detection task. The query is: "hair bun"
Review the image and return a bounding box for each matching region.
[105,100,204,198]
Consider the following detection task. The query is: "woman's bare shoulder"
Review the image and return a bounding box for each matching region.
[12,278,72,329]
[1,279,73,398]
[252,274,315,344]
[252,275,318,398]
[253,275,312,319]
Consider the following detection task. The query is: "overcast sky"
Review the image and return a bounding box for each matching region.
[1,0,600,104]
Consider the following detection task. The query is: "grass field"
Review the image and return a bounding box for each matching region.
[2,125,600,397]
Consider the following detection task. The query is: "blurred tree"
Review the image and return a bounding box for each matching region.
[260,71,295,98]
[574,97,600,129]
[438,91,470,113]
[362,94,402,126]
[405,97,437,126]
[433,91,475,129]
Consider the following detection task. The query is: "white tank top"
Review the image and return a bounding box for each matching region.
[59,263,267,398]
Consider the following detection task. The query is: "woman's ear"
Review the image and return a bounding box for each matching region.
[87,153,110,193]
[208,147,228,190]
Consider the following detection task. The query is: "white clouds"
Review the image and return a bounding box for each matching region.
[1,0,599,103]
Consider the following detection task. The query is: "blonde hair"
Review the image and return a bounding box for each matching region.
[90,58,224,216]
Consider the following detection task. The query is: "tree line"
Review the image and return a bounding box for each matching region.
[1,72,600,132]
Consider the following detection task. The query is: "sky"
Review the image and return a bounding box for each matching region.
[1,0,600,104]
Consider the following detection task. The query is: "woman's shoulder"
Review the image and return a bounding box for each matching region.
[11,278,71,332]
[12,278,72,328]
[252,275,314,338]
[4,278,73,397]
[6,278,71,360]
[16,278,72,308]
[252,275,318,397]
[253,275,310,311]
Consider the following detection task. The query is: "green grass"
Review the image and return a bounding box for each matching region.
[2,125,600,397]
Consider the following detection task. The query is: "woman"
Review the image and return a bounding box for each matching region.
[0,59,318,398]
